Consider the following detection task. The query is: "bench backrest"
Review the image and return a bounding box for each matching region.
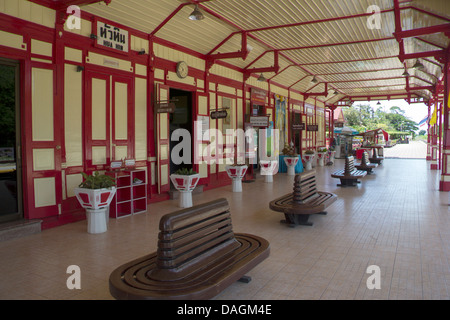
[293,170,318,203]
[361,151,370,165]
[148,198,240,281]
[344,156,356,174]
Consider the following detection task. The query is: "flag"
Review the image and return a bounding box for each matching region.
[429,105,437,126]
[418,116,428,127]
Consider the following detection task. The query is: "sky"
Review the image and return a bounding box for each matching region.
[353,99,429,128]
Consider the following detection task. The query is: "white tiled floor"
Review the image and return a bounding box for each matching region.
[1,158,449,300]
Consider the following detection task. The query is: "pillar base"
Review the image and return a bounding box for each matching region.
[439,180,450,191]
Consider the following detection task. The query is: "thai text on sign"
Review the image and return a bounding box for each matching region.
[97,22,129,53]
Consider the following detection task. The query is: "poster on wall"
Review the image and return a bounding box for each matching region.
[275,94,288,149]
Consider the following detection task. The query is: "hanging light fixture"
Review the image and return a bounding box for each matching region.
[377,101,381,105]
[412,59,425,70]
[402,69,410,77]
[257,73,266,82]
[188,4,205,20]
[311,76,318,83]
[333,90,339,95]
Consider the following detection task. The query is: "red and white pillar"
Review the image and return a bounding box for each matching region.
[439,61,450,191]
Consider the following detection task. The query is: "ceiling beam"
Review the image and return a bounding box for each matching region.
[394,23,450,40]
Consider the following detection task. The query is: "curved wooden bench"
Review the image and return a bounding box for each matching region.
[355,151,378,174]
[109,198,270,300]
[369,147,384,164]
[269,170,337,227]
[331,156,367,187]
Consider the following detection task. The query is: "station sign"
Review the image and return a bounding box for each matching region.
[95,20,129,54]
[307,124,319,131]
[210,110,228,119]
[292,123,305,130]
[249,116,269,127]
[155,102,176,113]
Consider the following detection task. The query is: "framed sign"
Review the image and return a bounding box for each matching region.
[155,102,176,113]
[249,115,269,127]
[94,19,129,54]
[210,110,228,119]
[251,88,267,105]
[307,124,319,131]
[124,159,136,169]
[292,123,305,130]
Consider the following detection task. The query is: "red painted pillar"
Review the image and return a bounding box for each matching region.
[430,112,439,170]
[426,104,432,161]
[439,61,450,191]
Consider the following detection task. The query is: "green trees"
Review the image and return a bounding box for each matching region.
[342,104,418,135]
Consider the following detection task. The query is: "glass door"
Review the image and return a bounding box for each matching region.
[0,59,22,222]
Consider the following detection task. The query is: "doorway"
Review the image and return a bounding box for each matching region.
[169,88,193,175]
[0,59,22,223]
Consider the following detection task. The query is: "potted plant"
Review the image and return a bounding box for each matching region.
[303,149,315,170]
[317,147,328,167]
[74,171,116,234]
[281,144,299,176]
[225,161,248,192]
[170,168,200,208]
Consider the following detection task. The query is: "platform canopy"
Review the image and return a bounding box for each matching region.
[38,0,449,107]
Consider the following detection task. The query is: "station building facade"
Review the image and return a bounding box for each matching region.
[0,0,332,229]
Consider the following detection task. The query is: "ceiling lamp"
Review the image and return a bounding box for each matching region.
[402,69,410,77]
[188,5,205,21]
[333,90,339,95]
[377,101,381,105]
[311,76,318,83]
[412,59,425,70]
[257,73,266,82]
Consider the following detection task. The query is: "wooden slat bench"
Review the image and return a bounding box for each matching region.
[269,170,337,227]
[109,198,270,300]
[369,147,384,164]
[331,156,367,187]
[355,151,378,174]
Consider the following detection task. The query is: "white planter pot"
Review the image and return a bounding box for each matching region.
[284,157,299,176]
[226,165,248,192]
[303,154,315,170]
[170,174,200,208]
[86,208,108,234]
[74,187,116,210]
[317,152,327,166]
[74,187,116,234]
[260,160,278,183]
[329,151,336,164]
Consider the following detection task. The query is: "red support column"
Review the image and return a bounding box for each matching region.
[439,60,450,191]
[430,112,439,170]
[426,103,432,160]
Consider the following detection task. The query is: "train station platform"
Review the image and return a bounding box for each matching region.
[0,156,449,300]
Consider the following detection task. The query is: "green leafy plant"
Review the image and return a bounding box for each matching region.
[318,147,328,153]
[174,168,198,175]
[305,150,315,154]
[79,171,116,189]
[281,144,297,156]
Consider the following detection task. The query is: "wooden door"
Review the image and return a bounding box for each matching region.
[112,76,134,161]
[85,71,111,172]
[25,64,62,219]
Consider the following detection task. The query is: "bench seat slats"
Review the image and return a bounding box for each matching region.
[269,170,337,226]
[109,198,270,300]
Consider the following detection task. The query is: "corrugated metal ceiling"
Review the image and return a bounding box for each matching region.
[79,0,450,106]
